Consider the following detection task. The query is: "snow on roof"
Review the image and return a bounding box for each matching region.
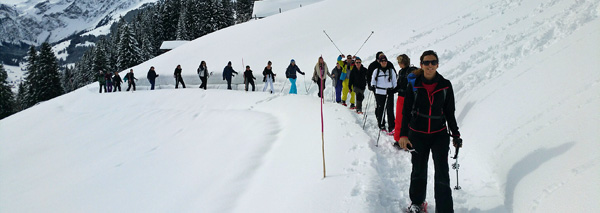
[159,40,190,50]
[252,0,323,18]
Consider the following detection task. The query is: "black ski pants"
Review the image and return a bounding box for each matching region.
[99,82,106,93]
[126,81,136,91]
[114,84,121,92]
[409,131,453,212]
[245,80,255,91]
[374,93,395,131]
[175,75,186,88]
[200,76,207,90]
[354,87,365,112]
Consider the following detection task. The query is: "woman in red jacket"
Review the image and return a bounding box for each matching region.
[399,50,462,213]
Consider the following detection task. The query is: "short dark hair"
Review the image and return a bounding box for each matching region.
[420,50,438,64]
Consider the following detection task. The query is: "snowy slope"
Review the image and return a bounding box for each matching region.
[2,0,600,212]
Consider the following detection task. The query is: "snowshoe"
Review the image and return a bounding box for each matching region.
[387,130,395,136]
[349,104,356,109]
[406,202,428,213]
[357,111,363,114]
[341,102,347,106]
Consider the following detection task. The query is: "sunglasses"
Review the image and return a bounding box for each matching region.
[422,60,438,66]
[355,61,362,64]
[380,60,387,62]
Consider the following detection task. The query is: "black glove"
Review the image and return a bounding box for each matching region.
[453,137,463,148]
[368,85,374,91]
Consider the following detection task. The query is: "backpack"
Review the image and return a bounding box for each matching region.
[410,83,447,120]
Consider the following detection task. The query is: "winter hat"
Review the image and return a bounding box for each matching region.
[228,61,232,65]
[291,59,295,63]
[355,56,361,61]
[375,51,384,60]
[379,54,388,61]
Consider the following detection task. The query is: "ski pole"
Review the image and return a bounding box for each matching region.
[362,92,372,129]
[280,77,287,93]
[354,31,374,56]
[375,95,388,147]
[452,138,463,190]
[323,30,343,55]
[303,74,309,95]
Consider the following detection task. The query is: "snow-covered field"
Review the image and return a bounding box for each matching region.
[2,0,600,212]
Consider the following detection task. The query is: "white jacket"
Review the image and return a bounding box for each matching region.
[370,67,397,95]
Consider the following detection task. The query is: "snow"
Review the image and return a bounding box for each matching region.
[3,64,24,92]
[252,0,323,18]
[2,0,600,212]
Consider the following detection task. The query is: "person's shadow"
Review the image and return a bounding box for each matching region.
[456,142,574,213]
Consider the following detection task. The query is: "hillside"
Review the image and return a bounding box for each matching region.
[1,0,599,212]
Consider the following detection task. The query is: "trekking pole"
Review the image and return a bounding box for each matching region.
[362,92,372,129]
[452,138,463,190]
[354,31,374,56]
[375,95,388,147]
[323,30,343,55]
[303,74,309,95]
[320,76,326,178]
[280,77,287,93]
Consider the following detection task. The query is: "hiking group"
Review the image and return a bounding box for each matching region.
[95,49,462,212]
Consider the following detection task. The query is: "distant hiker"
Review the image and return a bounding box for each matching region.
[330,61,343,103]
[370,54,396,133]
[98,71,106,93]
[147,66,159,90]
[243,65,256,91]
[399,50,462,213]
[262,61,276,93]
[223,61,238,90]
[349,57,368,114]
[126,69,137,91]
[104,71,113,93]
[113,72,123,92]
[285,59,305,94]
[312,56,331,98]
[197,61,209,90]
[393,54,418,145]
[337,54,356,108]
[174,65,186,89]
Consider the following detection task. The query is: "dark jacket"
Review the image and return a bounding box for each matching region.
[349,65,368,91]
[400,73,460,138]
[174,68,182,78]
[113,74,123,85]
[223,66,237,80]
[331,66,343,88]
[104,73,113,83]
[244,70,256,82]
[147,69,158,81]
[396,66,417,97]
[98,73,106,84]
[125,72,137,83]
[285,64,304,79]
[263,67,275,82]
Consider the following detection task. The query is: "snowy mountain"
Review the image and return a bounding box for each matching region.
[0,0,158,45]
[1,0,599,212]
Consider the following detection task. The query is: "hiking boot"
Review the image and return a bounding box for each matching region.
[407,202,427,213]
[349,104,356,109]
[341,102,347,106]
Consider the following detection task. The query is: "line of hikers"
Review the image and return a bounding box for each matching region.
[95,49,462,212]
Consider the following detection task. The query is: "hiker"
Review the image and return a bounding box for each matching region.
[98,71,106,93]
[243,65,256,91]
[262,61,276,93]
[174,65,186,89]
[398,50,462,213]
[223,61,238,90]
[393,54,418,145]
[147,66,159,90]
[349,57,368,113]
[312,56,331,98]
[337,54,356,108]
[198,61,209,90]
[113,72,123,92]
[285,59,305,94]
[125,69,137,91]
[370,54,396,134]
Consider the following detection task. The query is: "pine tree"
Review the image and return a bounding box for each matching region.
[0,64,15,119]
[117,23,142,70]
[176,4,189,40]
[221,0,235,27]
[236,0,254,23]
[15,82,26,112]
[35,42,63,102]
[160,0,181,41]
[23,46,39,108]
[61,65,75,93]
